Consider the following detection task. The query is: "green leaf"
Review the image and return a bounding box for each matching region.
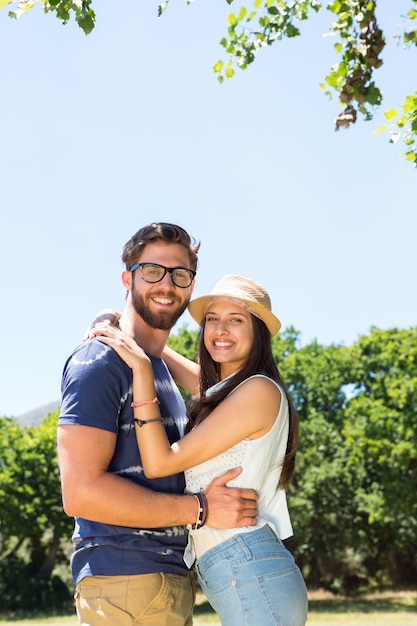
[286,23,300,37]
[227,12,237,26]
[405,151,417,162]
[328,0,342,12]
[237,5,247,21]
[396,114,407,128]
[404,30,417,45]
[365,83,382,106]
[384,108,398,121]
[213,60,224,73]
[76,12,94,35]
[325,71,342,88]
[402,93,417,114]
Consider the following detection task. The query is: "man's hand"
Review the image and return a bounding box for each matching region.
[203,467,258,529]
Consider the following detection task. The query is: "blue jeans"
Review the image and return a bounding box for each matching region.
[195,525,308,626]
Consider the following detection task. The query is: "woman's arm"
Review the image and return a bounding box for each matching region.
[162,345,200,397]
[95,324,281,479]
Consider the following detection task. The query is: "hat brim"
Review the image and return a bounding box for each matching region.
[188,295,281,336]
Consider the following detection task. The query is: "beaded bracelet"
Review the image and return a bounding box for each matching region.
[131,397,159,408]
[191,491,208,530]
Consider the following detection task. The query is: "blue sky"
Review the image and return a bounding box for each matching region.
[1,1,416,417]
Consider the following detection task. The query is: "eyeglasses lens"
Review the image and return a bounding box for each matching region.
[141,264,193,288]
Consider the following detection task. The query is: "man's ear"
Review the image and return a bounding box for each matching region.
[121,269,132,291]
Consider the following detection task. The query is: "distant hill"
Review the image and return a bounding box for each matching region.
[16,400,60,427]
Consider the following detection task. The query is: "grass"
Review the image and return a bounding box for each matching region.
[306,590,417,625]
[0,590,416,625]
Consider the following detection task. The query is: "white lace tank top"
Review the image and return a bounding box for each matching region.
[185,374,293,560]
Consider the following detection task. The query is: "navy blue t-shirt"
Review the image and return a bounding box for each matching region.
[59,339,189,584]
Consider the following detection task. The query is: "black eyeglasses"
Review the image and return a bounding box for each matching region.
[130,262,196,288]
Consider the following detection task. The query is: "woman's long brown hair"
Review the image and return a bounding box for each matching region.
[186,315,299,489]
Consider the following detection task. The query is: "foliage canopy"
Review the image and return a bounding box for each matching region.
[0,412,73,610]
[2,0,417,166]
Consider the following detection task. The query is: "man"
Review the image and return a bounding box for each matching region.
[58,222,258,626]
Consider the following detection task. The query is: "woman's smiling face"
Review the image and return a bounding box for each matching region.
[203,299,255,379]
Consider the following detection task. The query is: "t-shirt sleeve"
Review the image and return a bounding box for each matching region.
[59,340,131,433]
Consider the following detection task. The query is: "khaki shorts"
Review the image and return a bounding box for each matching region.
[74,572,195,625]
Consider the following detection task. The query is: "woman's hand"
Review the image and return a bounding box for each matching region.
[93,322,151,371]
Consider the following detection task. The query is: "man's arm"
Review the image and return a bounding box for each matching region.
[58,424,257,528]
[162,345,200,397]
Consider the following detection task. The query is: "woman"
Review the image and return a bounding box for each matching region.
[92,274,308,626]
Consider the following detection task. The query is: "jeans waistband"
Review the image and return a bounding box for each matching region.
[197,525,282,568]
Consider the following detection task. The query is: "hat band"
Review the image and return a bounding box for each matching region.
[205,296,263,322]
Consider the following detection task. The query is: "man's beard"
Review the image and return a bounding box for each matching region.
[131,282,189,331]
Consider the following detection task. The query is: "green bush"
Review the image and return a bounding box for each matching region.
[0,555,72,612]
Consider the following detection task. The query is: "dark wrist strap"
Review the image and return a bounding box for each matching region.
[191,491,208,530]
[134,417,164,427]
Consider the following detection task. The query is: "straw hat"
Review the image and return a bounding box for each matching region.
[188,274,281,336]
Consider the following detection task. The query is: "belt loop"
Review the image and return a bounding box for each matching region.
[235,533,253,560]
